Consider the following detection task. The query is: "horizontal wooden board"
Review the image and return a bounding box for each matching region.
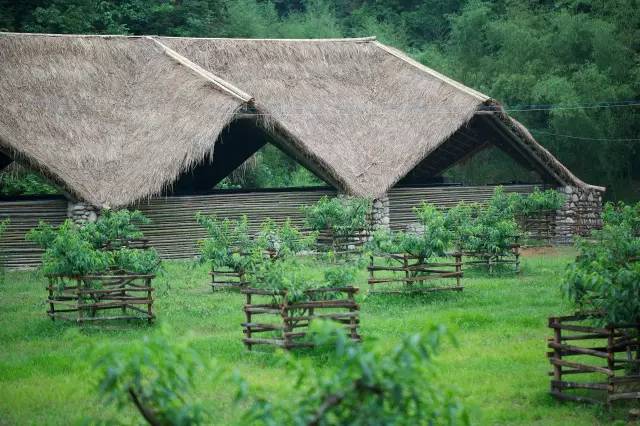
[0,185,547,268]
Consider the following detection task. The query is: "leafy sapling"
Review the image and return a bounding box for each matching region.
[94,327,208,426]
[238,322,469,426]
[564,202,640,325]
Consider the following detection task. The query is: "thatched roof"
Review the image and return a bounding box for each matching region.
[0,33,601,207]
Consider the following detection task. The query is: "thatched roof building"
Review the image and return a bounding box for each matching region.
[0,33,602,208]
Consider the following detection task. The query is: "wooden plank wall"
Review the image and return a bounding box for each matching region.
[0,197,68,268]
[134,189,336,260]
[388,184,540,230]
[0,185,542,267]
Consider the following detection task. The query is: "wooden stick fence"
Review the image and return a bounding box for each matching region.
[46,272,155,324]
[368,253,463,294]
[548,313,640,406]
[211,266,246,291]
[460,237,521,273]
[242,286,360,350]
[315,229,370,255]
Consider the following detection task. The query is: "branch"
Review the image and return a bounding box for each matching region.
[307,380,384,426]
[128,388,162,426]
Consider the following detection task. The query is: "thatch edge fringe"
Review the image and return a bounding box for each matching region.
[372,41,490,102]
[0,130,79,201]
[249,111,352,193]
[148,37,254,103]
[482,104,605,192]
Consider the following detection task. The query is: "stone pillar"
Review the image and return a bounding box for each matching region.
[554,186,603,245]
[67,201,99,225]
[370,195,390,231]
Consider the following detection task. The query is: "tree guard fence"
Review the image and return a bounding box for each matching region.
[242,286,360,350]
[368,253,463,294]
[210,266,247,291]
[46,272,155,324]
[459,236,521,273]
[548,313,640,406]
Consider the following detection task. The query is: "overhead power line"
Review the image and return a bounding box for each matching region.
[529,129,640,142]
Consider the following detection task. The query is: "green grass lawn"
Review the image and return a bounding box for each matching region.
[0,248,635,425]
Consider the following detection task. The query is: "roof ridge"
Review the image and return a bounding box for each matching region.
[156,35,377,42]
[147,36,254,104]
[0,32,376,43]
[371,40,489,102]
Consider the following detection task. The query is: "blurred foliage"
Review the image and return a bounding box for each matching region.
[238,321,469,425]
[94,322,467,425]
[94,326,208,425]
[1,0,638,199]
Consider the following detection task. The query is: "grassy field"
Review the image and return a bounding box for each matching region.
[0,247,634,425]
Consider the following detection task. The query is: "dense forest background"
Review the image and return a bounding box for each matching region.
[1,0,638,200]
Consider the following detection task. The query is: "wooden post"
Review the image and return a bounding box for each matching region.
[403,254,409,287]
[48,279,55,321]
[514,237,521,273]
[348,290,358,341]
[606,326,615,408]
[282,292,291,349]
[551,317,562,395]
[146,277,153,324]
[245,292,252,351]
[369,254,376,291]
[76,278,83,325]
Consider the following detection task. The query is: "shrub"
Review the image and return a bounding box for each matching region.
[368,202,454,261]
[29,220,111,276]
[454,187,520,257]
[95,327,207,425]
[27,210,160,277]
[84,209,150,248]
[514,188,565,216]
[256,218,317,259]
[564,202,640,324]
[195,214,254,272]
[239,322,469,426]
[303,196,372,238]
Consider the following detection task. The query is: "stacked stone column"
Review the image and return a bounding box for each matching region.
[370,195,390,231]
[67,201,99,224]
[554,186,603,245]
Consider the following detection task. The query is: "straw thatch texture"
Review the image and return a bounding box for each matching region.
[0,34,244,207]
[0,33,599,207]
[160,37,487,198]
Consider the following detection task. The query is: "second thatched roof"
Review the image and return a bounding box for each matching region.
[0,33,600,207]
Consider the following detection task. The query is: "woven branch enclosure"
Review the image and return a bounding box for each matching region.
[368,253,463,294]
[242,286,360,350]
[315,229,370,255]
[518,211,556,245]
[548,313,640,405]
[210,266,246,291]
[46,272,155,324]
[460,237,521,273]
[101,238,151,250]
